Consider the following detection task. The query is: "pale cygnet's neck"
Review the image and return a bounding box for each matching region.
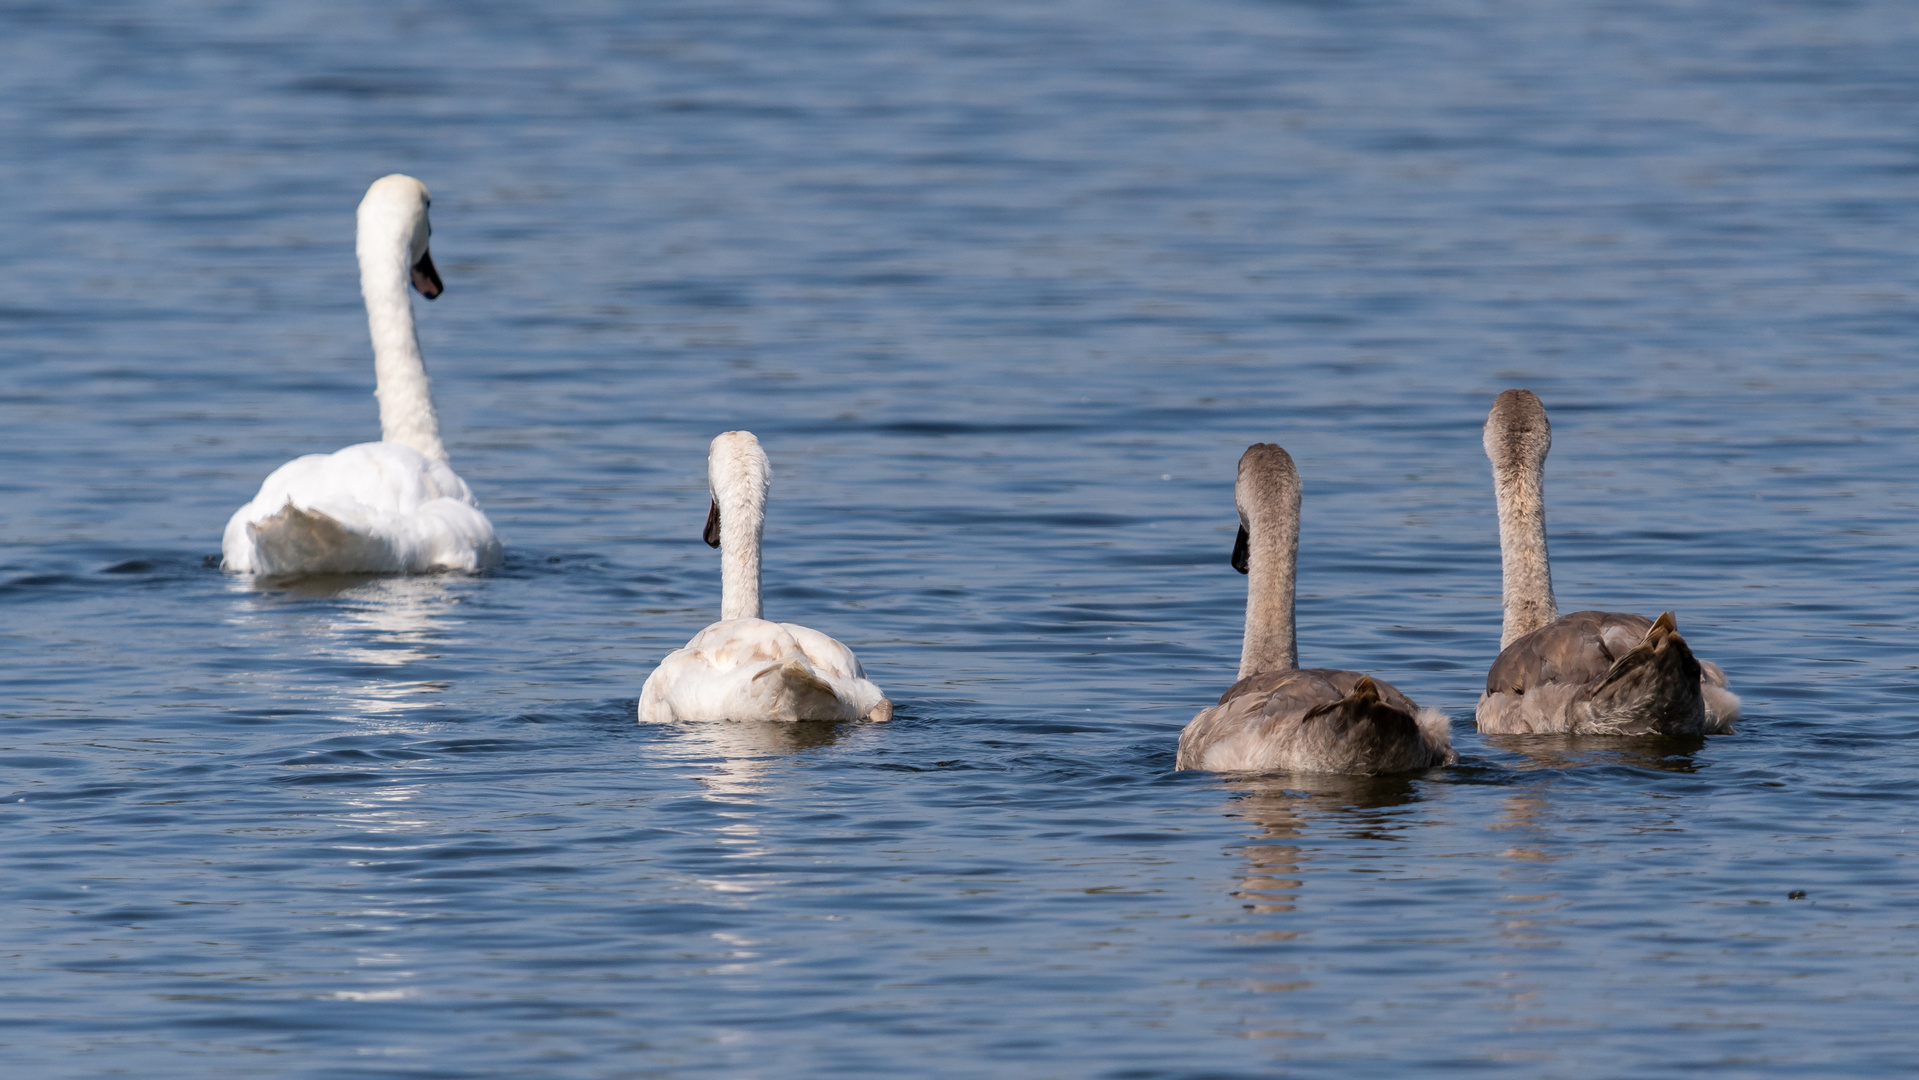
[1237,443,1300,679]
[358,176,446,463]
[711,431,771,622]
[1485,389,1558,648]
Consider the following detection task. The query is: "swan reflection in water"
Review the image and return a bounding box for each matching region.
[653,719,852,797]
[219,572,487,1005]
[226,571,467,725]
[1220,774,1426,916]
[1481,737,1699,966]
[647,720,856,918]
[1483,733,1703,774]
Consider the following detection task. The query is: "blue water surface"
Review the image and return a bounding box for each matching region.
[3,1,1918,1076]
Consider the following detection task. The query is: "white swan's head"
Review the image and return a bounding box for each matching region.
[1232,443,1300,574]
[705,430,771,550]
[357,174,442,300]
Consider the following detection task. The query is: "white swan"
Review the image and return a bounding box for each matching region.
[1476,390,1739,735]
[221,175,501,576]
[638,431,891,724]
[1176,444,1455,774]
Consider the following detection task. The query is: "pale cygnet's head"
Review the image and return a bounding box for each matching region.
[704,430,772,549]
[1484,388,1551,476]
[357,174,442,299]
[1231,442,1301,574]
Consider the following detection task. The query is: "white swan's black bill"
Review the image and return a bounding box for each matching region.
[1231,524,1250,574]
[411,249,443,299]
[703,499,722,548]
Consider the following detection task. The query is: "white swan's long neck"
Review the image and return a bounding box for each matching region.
[719,497,764,621]
[711,432,770,622]
[1486,392,1557,648]
[360,222,446,463]
[1238,447,1300,679]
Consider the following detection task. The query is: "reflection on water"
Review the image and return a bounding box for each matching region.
[236,572,423,602]
[650,720,855,907]
[224,573,463,725]
[331,782,431,836]
[231,572,460,660]
[1485,734,1703,773]
[1488,792,1566,962]
[1220,775,1425,916]
[1213,774,1436,1036]
[1489,792,1559,864]
[667,720,851,796]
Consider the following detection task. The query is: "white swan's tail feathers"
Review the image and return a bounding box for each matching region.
[753,659,859,721]
[242,502,388,576]
[223,443,500,576]
[754,658,831,691]
[642,619,889,723]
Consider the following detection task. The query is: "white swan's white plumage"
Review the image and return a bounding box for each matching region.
[221,174,501,576]
[220,442,498,575]
[640,618,888,724]
[639,431,890,724]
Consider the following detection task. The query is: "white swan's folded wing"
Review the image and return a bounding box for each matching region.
[784,622,890,720]
[639,618,887,723]
[222,441,499,574]
[778,623,870,682]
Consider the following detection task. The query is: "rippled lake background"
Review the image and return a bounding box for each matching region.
[4,1,1919,1076]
